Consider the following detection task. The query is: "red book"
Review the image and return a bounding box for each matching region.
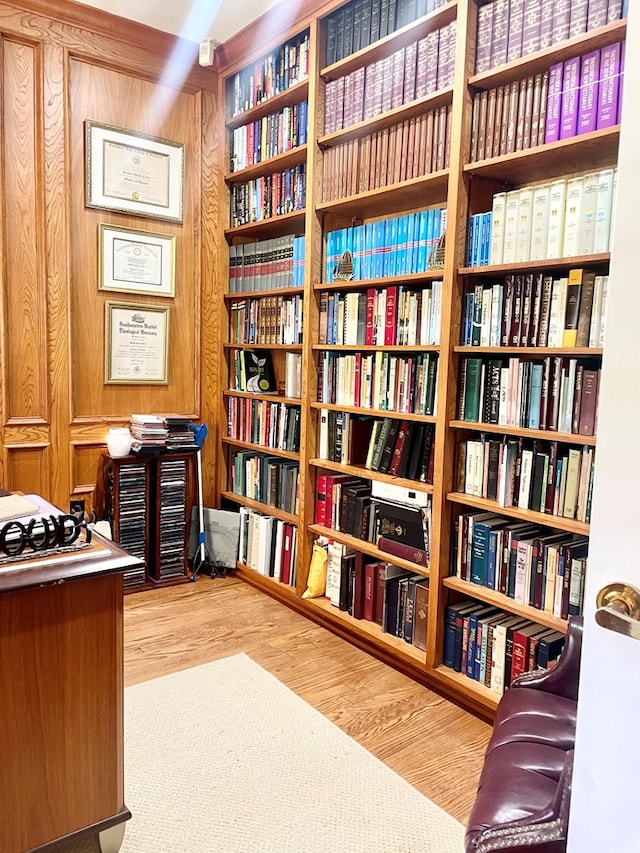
[511,623,546,680]
[388,420,410,476]
[384,286,398,346]
[363,560,380,621]
[352,553,366,620]
[365,288,376,345]
[315,474,328,526]
[280,524,293,585]
[579,369,599,436]
[378,536,428,568]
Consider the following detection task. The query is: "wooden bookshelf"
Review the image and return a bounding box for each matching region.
[222,437,300,460]
[225,286,304,301]
[213,0,622,718]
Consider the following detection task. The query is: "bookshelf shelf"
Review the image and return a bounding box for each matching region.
[222,437,300,460]
[226,79,310,130]
[449,420,598,447]
[309,523,431,577]
[225,145,308,185]
[321,0,458,81]
[225,286,305,301]
[442,576,568,634]
[432,666,503,710]
[316,170,449,220]
[314,270,445,293]
[224,342,304,351]
[469,19,627,93]
[313,344,440,353]
[464,127,621,185]
[447,492,590,535]
[459,254,611,276]
[309,457,434,493]
[224,390,302,405]
[222,490,299,524]
[225,210,306,242]
[310,401,438,423]
[304,595,427,665]
[454,346,603,357]
[318,87,454,148]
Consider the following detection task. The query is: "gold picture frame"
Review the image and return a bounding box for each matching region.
[105,301,170,385]
[98,223,176,297]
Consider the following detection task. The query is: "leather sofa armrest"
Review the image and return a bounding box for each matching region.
[471,751,574,853]
[510,617,583,702]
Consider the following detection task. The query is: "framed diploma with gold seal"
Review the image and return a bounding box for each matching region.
[98,224,176,297]
[105,302,170,385]
[86,121,184,223]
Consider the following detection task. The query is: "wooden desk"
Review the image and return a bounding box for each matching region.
[0,529,141,853]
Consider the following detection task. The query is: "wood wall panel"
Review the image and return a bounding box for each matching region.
[4,442,49,494]
[0,1,219,509]
[2,37,48,422]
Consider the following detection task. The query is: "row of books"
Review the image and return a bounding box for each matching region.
[322,539,430,648]
[129,414,196,454]
[228,236,306,292]
[231,451,299,515]
[475,0,627,74]
[317,412,435,482]
[229,31,310,118]
[229,294,303,345]
[238,507,298,586]
[229,165,306,227]
[461,272,608,351]
[470,169,617,268]
[229,101,308,172]
[455,436,594,523]
[470,43,625,164]
[459,356,600,437]
[452,513,588,617]
[317,350,439,416]
[324,21,456,135]
[443,600,567,696]
[229,349,302,400]
[319,282,442,348]
[227,398,301,452]
[323,106,451,202]
[325,0,448,67]
[324,208,446,283]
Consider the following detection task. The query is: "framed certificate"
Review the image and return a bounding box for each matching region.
[98,224,176,297]
[86,121,184,222]
[105,302,170,384]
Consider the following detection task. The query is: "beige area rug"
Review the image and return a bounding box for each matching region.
[62,653,465,852]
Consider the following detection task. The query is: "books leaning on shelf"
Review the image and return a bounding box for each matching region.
[229,235,305,292]
[461,270,608,349]
[230,100,308,172]
[470,41,625,162]
[458,355,601,437]
[229,294,303,345]
[455,436,594,523]
[317,412,436,483]
[229,164,306,226]
[319,537,430,648]
[228,398,301,452]
[238,506,298,585]
[230,349,276,394]
[474,0,627,74]
[324,209,446,282]
[468,169,618,267]
[443,599,567,696]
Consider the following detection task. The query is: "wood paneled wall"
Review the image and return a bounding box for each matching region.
[0,1,221,512]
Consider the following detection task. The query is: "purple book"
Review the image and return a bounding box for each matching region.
[491,0,510,67]
[569,0,589,37]
[522,0,542,56]
[577,50,600,134]
[618,39,625,122]
[544,62,564,143]
[552,0,570,41]
[559,56,580,140]
[597,42,621,130]
[587,0,608,30]
[475,1,494,74]
[507,0,525,63]
[540,0,554,49]
[606,0,623,23]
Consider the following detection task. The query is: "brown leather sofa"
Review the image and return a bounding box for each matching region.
[465,617,583,853]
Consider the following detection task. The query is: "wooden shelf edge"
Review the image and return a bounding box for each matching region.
[317,171,449,216]
[224,390,302,405]
[309,457,434,493]
[442,576,568,633]
[454,346,603,356]
[447,492,590,535]
[222,437,301,460]
[459,253,611,275]
[226,79,310,130]
[310,402,437,423]
[313,344,440,352]
[308,523,431,576]
[314,270,445,292]
[225,210,306,241]
[222,491,299,524]
[448,420,598,446]
[224,342,304,351]
[225,286,305,300]
[225,144,308,185]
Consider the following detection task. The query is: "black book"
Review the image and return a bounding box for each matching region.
[326,15,338,66]
[373,499,426,549]
[371,418,393,471]
[406,422,426,481]
[378,419,400,474]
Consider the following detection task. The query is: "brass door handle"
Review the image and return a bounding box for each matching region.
[596,583,640,640]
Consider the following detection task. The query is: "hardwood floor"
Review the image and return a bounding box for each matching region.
[123,575,491,825]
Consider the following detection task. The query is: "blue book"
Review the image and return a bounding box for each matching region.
[417,211,429,271]
[352,223,363,279]
[364,222,375,279]
[325,230,335,282]
[467,215,475,266]
[426,209,436,267]
[528,363,543,429]
[443,601,477,670]
[374,221,386,278]
[397,215,409,276]
[407,213,417,274]
[472,213,481,267]
[466,606,499,679]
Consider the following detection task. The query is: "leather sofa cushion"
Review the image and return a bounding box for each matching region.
[486,688,577,753]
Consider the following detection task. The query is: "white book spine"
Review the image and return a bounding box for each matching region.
[515,186,534,262]
[546,179,567,258]
[562,177,584,257]
[609,167,618,253]
[589,275,604,346]
[577,172,599,255]
[480,287,492,346]
[490,192,507,264]
[514,541,530,603]
[598,275,610,346]
[530,183,551,261]
[490,284,503,346]
[517,449,534,509]
[498,369,509,425]
[502,191,520,264]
